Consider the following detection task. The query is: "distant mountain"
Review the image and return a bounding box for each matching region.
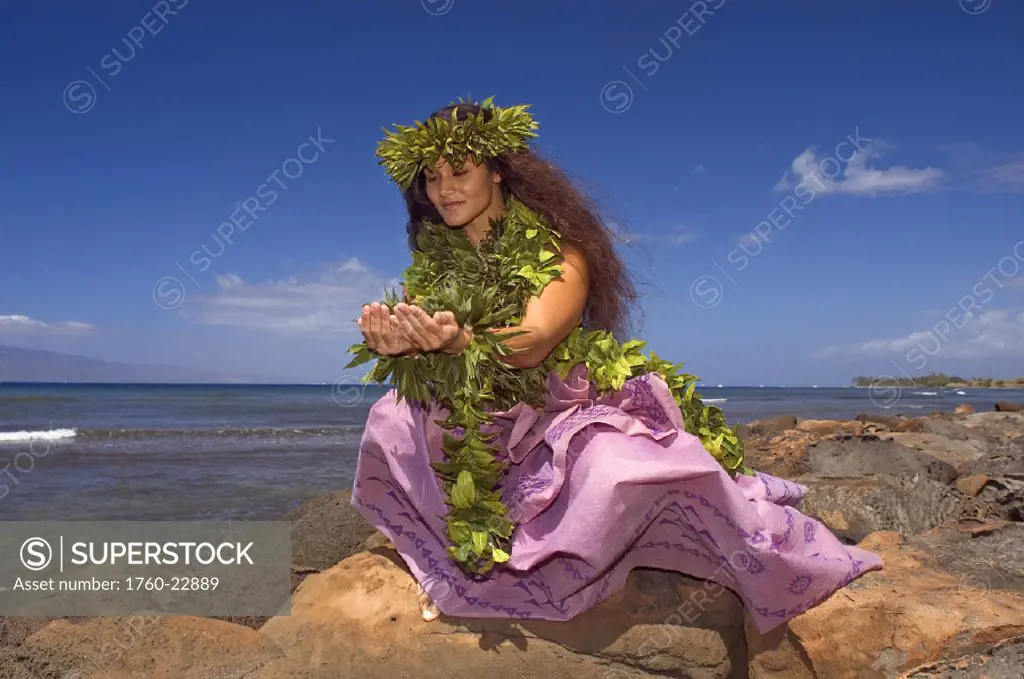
[0,345,282,384]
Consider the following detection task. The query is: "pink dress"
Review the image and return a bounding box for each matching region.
[351,364,882,633]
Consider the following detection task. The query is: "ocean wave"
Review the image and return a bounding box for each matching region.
[77,426,363,440]
[912,391,939,396]
[704,398,728,403]
[0,428,77,444]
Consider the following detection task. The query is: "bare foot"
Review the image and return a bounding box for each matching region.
[416,584,440,622]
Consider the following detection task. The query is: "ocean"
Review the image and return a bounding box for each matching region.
[1,382,1016,522]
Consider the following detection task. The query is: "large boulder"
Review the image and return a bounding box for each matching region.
[746,522,1024,678]
[960,411,1024,442]
[796,475,970,542]
[742,430,818,478]
[20,615,297,679]
[794,419,867,437]
[876,432,989,475]
[740,415,798,440]
[259,549,748,679]
[799,436,958,483]
[287,489,378,572]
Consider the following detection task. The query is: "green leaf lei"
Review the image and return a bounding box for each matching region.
[346,197,752,575]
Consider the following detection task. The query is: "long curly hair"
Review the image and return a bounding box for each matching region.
[400,102,639,339]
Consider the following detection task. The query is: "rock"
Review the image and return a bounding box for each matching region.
[854,413,907,429]
[955,403,976,415]
[961,445,1024,477]
[955,474,991,497]
[961,411,1024,442]
[893,418,928,432]
[975,474,1024,522]
[288,490,378,572]
[363,532,394,551]
[994,401,1024,412]
[743,430,818,478]
[795,419,865,437]
[800,436,958,483]
[796,475,970,542]
[905,520,1024,595]
[746,525,1024,678]
[909,417,992,443]
[0,646,36,679]
[901,637,1024,678]
[878,432,989,475]
[21,616,291,679]
[260,551,747,679]
[746,414,798,439]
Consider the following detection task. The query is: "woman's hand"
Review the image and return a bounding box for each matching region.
[394,303,469,354]
[358,302,416,356]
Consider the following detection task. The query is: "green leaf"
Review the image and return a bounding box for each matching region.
[471,531,488,555]
[449,470,476,509]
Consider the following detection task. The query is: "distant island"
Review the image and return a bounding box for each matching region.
[0,345,284,384]
[852,372,1024,388]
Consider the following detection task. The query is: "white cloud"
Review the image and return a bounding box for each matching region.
[183,257,401,336]
[0,315,95,335]
[665,229,696,245]
[607,221,695,246]
[820,308,1024,360]
[971,159,1024,193]
[938,144,1024,193]
[736,233,761,247]
[774,141,944,196]
[692,164,705,174]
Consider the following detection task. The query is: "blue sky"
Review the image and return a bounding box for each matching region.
[1,0,1022,385]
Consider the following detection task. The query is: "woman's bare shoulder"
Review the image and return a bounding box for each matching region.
[559,242,590,282]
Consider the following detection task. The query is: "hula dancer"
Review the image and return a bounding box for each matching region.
[348,98,881,628]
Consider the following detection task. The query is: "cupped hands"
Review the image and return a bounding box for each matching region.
[357,302,467,356]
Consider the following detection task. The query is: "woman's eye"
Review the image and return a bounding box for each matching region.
[454,170,466,176]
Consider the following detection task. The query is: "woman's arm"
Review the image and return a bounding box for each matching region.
[489,244,590,369]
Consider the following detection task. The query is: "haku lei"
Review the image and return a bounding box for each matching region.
[346,198,751,575]
[375,96,539,190]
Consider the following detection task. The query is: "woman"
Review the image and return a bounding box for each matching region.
[351,99,881,631]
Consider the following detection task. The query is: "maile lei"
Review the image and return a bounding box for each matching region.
[345,196,752,575]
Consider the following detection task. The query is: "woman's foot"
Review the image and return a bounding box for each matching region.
[416,583,440,622]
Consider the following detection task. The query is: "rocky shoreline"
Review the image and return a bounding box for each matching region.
[2,403,1023,678]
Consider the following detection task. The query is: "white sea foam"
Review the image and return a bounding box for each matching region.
[912,391,939,396]
[0,428,77,444]
[704,398,728,403]
[955,390,966,395]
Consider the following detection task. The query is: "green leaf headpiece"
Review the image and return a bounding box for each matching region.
[375,97,540,189]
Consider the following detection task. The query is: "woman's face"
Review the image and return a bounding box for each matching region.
[424,157,503,227]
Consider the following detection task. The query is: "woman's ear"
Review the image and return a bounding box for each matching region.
[492,171,503,184]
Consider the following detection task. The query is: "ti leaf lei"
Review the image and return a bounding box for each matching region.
[346,197,752,575]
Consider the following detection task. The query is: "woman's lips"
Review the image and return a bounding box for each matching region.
[442,201,465,209]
